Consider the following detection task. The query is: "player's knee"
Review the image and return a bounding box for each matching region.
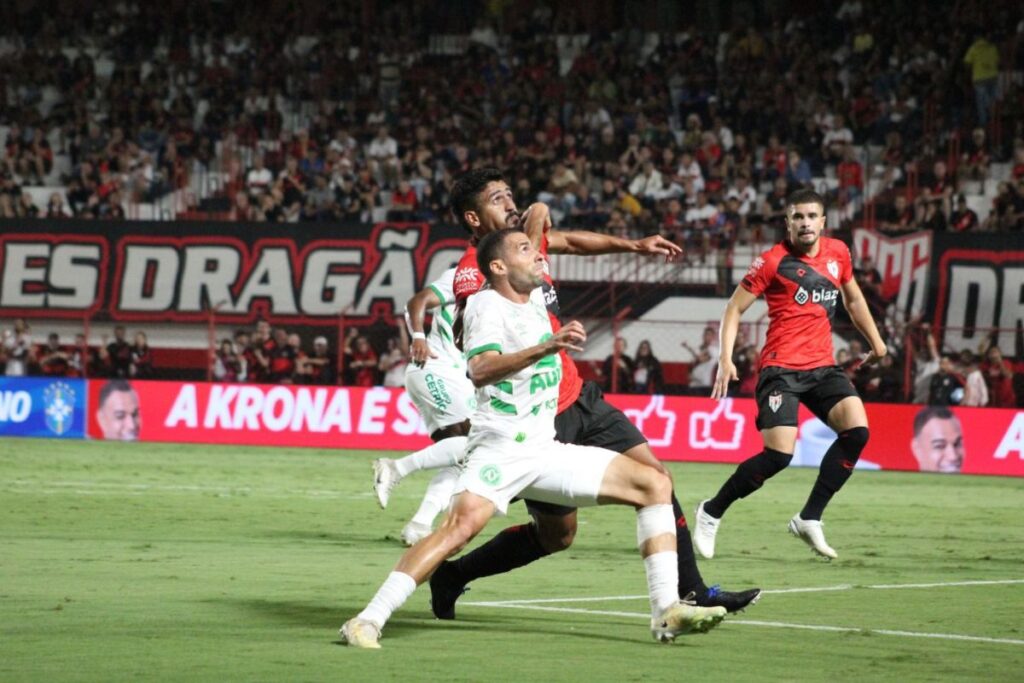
[534,517,576,553]
[439,513,483,553]
[838,426,869,457]
[763,447,793,475]
[636,468,673,507]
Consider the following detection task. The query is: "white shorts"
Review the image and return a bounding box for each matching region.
[405,360,476,435]
[455,436,618,515]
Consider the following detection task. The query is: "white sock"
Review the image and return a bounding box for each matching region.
[410,466,460,527]
[394,437,467,478]
[357,571,417,628]
[643,551,679,617]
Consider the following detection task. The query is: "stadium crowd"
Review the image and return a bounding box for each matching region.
[0,1,1022,236]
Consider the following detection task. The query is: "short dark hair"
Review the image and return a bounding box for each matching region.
[476,228,518,281]
[913,406,957,437]
[786,188,826,212]
[450,167,506,233]
[98,379,135,409]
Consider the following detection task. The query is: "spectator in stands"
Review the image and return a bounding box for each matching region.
[959,350,989,407]
[302,335,336,385]
[101,326,132,379]
[981,343,1016,408]
[387,179,418,222]
[130,332,154,379]
[37,333,71,376]
[366,126,399,188]
[882,194,915,231]
[683,326,719,391]
[269,328,298,383]
[785,150,812,187]
[985,181,1024,231]
[950,194,980,232]
[836,147,863,202]
[601,337,634,394]
[862,353,901,403]
[250,320,275,383]
[917,191,947,232]
[379,332,409,388]
[822,115,853,164]
[345,329,378,387]
[959,128,991,189]
[928,354,965,406]
[213,338,246,382]
[245,154,274,197]
[233,331,256,383]
[963,30,1000,126]
[45,193,71,218]
[631,340,664,394]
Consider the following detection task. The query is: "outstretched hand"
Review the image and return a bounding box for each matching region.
[549,320,586,354]
[635,235,683,261]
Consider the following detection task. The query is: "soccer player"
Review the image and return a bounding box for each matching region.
[693,188,886,560]
[340,229,727,648]
[428,168,760,618]
[371,268,474,545]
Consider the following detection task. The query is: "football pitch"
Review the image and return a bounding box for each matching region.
[2,438,1022,682]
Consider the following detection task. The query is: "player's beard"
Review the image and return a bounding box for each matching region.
[505,210,522,229]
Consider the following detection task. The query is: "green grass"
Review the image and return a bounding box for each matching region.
[1,438,1023,682]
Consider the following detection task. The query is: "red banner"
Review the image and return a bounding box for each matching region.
[85,380,1024,477]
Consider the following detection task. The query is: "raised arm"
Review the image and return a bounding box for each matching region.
[467,320,585,388]
[404,285,443,366]
[710,285,759,400]
[546,230,682,260]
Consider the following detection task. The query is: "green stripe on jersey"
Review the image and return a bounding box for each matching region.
[468,343,502,358]
[428,284,450,306]
[489,397,518,414]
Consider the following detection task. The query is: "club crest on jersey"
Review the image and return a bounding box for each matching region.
[827,260,839,279]
[768,392,782,412]
[794,286,809,305]
[796,267,806,278]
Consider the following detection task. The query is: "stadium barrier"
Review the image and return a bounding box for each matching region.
[6,378,1021,477]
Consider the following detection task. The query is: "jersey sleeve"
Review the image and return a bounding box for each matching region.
[427,268,456,306]
[739,250,776,296]
[463,293,504,359]
[453,250,485,303]
[838,241,854,284]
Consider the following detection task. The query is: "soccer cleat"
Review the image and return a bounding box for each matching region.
[651,600,727,643]
[788,514,838,559]
[693,500,721,559]
[373,458,400,509]
[400,521,432,546]
[688,585,761,613]
[429,562,469,620]
[340,617,382,649]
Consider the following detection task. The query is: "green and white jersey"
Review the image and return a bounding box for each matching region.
[425,268,464,369]
[463,287,561,443]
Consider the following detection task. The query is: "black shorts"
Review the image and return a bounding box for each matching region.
[524,381,646,516]
[755,365,858,430]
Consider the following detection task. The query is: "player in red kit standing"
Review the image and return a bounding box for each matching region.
[694,189,886,560]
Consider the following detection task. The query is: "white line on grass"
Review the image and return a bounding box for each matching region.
[462,578,1024,647]
[465,578,1024,605]
[461,603,1024,647]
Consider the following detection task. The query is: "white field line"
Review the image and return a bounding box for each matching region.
[1,478,373,499]
[464,578,1024,606]
[462,578,1024,647]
